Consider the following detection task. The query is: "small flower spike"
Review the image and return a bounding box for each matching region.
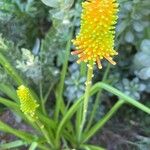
[17,85,39,121]
[72,0,119,69]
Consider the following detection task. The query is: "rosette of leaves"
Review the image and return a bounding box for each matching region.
[40,0,83,84]
[116,0,150,46]
[115,0,150,69]
[41,0,82,37]
[64,63,86,102]
[42,0,73,34]
[115,78,146,100]
[133,39,150,93]
[108,71,146,100]
[0,0,48,47]
[16,48,42,84]
[41,27,67,66]
[107,0,150,100]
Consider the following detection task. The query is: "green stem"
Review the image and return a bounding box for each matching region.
[102,64,111,81]
[80,62,86,76]
[75,104,82,140]
[39,82,47,115]
[85,64,111,130]
[43,82,55,104]
[54,91,74,133]
[55,82,150,147]
[82,99,124,143]
[36,120,54,149]
[77,62,86,137]
[64,100,72,114]
[78,61,94,142]
[54,30,73,121]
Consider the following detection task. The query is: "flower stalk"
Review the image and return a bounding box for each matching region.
[85,64,111,131]
[72,0,120,144]
[78,61,94,142]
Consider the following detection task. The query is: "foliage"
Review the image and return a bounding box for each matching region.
[0,0,149,149]
[0,0,48,47]
[64,63,86,102]
[106,0,150,100]
[16,48,42,84]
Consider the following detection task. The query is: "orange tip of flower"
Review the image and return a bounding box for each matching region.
[72,0,119,69]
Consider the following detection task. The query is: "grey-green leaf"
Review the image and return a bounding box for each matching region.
[41,0,59,8]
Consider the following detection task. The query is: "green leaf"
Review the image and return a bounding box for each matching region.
[80,144,105,150]
[0,121,36,142]
[29,142,38,150]
[56,82,150,144]
[0,84,18,102]
[64,0,74,10]
[0,97,39,128]
[0,121,48,150]
[83,100,124,143]
[37,111,56,130]
[116,19,129,38]
[56,96,83,144]
[0,140,27,149]
[96,83,150,114]
[0,97,19,110]
[41,0,59,8]
[0,53,24,85]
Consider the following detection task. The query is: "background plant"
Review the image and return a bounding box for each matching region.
[0,0,150,149]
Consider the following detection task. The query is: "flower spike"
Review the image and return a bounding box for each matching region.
[17,85,39,121]
[72,0,119,69]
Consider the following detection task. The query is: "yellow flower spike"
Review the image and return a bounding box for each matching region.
[17,85,39,121]
[72,0,119,69]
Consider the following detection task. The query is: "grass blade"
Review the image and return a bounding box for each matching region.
[0,140,27,149]
[0,53,23,85]
[80,144,105,150]
[0,84,18,102]
[29,142,38,150]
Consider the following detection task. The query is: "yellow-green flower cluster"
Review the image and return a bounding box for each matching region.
[72,0,119,69]
[17,85,39,121]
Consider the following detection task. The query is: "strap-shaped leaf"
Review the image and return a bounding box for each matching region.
[80,144,105,150]
[0,140,27,149]
[56,82,150,144]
